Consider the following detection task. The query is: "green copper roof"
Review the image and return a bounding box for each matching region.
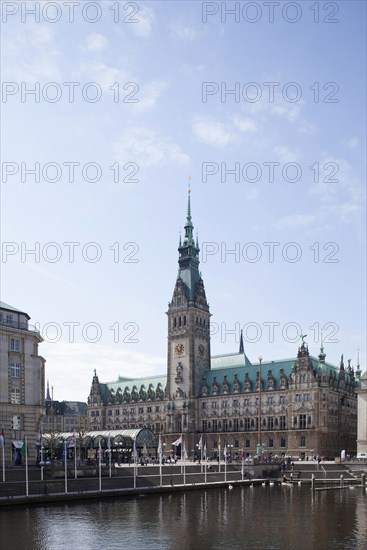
[202,355,356,396]
[177,189,201,302]
[212,352,252,370]
[107,373,167,392]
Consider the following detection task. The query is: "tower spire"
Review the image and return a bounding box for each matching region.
[187,176,192,220]
[318,333,326,364]
[356,348,362,379]
[239,330,244,354]
[46,379,51,401]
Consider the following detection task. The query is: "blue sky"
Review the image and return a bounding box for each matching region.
[1,1,366,401]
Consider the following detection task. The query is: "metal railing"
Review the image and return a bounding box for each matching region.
[0,319,40,333]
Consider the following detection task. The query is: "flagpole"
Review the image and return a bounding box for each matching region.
[40,431,44,482]
[204,442,207,485]
[64,440,68,494]
[2,444,5,483]
[180,433,183,474]
[158,435,162,487]
[74,443,77,480]
[0,429,5,482]
[183,438,186,486]
[224,445,227,482]
[241,447,244,481]
[108,432,111,478]
[98,440,102,492]
[133,437,137,490]
[218,439,221,474]
[200,437,203,474]
[25,437,29,496]
[1,435,5,483]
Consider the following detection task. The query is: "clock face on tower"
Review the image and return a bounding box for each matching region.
[198,344,205,357]
[174,343,185,356]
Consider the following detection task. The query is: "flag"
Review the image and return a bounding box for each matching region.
[158,435,162,458]
[0,427,4,448]
[21,440,28,458]
[68,430,76,448]
[172,436,182,446]
[203,442,207,460]
[183,440,188,460]
[241,447,245,459]
[218,438,221,452]
[107,432,111,451]
[198,436,203,450]
[62,441,68,461]
[132,439,138,461]
[223,444,227,458]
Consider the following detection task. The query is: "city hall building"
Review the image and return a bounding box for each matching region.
[88,191,360,460]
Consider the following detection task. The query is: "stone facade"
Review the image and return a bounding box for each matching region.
[0,301,45,464]
[356,371,367,455]
[87,192,360,460]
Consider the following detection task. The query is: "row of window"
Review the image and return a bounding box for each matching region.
[106,405,162,416]
[295,393,312,402]
[293,414,312,428]
[173,316,186,328]
[210,435,307,448]
[172,315,208,328]
[202,416,288,432]
[202,395,288,409]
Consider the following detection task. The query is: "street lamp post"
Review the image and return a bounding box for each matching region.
[257,356,263,458]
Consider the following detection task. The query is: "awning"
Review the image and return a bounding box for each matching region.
[12,440,24,449]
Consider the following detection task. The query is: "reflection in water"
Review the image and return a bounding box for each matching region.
[1,486,366,550]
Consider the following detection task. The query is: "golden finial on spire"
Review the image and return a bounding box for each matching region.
[188,175,191,193]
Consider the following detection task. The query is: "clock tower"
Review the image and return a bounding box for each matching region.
[166,188,211,434]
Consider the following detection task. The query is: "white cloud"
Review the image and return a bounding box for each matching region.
[170,24,198,41]
[233,116,257,132]
[78,62,166,111]
[273,214,315,230]
[78,61,133,91]
[2,23,61,81]
[130,6,154,37]
[134,80,169,112]
[344,137,359,150]
[271,103,302,123]
[308,155,365,226]
[298,120,317,134]
[85,33,108,53]
[273,146,299,163]
[113,127,190,167]
[192,118,233,147]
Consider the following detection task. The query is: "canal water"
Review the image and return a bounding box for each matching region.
[1,486,366,550]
